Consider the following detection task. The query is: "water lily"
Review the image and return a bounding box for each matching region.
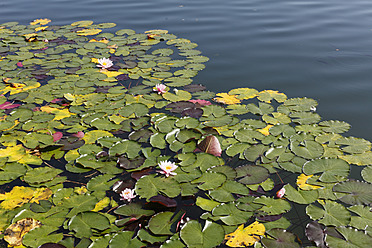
[97,57,113,69]
[158,160,178,177]
[120,188,136,202]
[276,187,286,199]
[153,83,167,94]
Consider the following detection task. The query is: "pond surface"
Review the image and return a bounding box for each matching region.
[1,0,372,141]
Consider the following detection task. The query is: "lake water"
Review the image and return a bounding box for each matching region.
[1,0,372,141]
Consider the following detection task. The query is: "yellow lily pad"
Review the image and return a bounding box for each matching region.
[225,221,265,247]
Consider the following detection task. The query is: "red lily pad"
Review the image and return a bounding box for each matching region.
[0,101,20,109]
[149,195,177,207]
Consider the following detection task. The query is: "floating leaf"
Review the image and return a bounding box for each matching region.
[71,20,93,27]
[68,211,110,238]
[22,225,63,247]
[336,137,371,154]
[83,130,113,144]
[213,93,241,104]
[212,203,253,225]
[197,135,222,157]
[224,221,265,247]
[261,228,300,248]
[253,196,291,215]
[333,180,372,205]
[109,231,145,248]
[228,88,258,100]
[296,174,322,190]
[284,184,318,204]
[135,174,181,200]
[163,90,192,102]
[235,164,269,185]
[319,120,351,133]
[361,166,372,183]
[76,28,102,36]
[303,158,349,182]
[348,205,372,230]
[148,211,177,235]
[4,218,42,246]
[339,151,372,166]
[23,167,63,184]
[187,169,225,189]
[0,187,52,210]
[109,139,141,158]
[306,200,350,226]
[257,90,287,103]
[196,197,221,211]
[180,220,224,248]
[290,140,324,160]
[325,226,372,248]
[305,221,326,248]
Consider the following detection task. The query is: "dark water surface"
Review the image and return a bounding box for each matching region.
[2,0,372,141]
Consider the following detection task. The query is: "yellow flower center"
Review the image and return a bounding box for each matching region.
[165,165,172,170]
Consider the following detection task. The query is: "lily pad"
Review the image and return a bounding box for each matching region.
[333,180,372,205]
[303,158,349,183]
[235,164,269,185]
[180,220,224,248]
[261,228,300,248]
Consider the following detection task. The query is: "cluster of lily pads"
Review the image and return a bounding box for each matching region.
[0,19,371,248]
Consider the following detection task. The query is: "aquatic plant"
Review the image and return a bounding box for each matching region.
[0,19,371,248]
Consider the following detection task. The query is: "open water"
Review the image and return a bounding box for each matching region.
[1,0,372,141]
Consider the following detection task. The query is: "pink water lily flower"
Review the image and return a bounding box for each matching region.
[120,188,136,202]
[153,83,167,94]
[97,58,113,69]
[158,160,178,177]
[276,187,286,199]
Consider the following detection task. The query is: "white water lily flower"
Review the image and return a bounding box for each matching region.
[97,57,113,69]
[120,188,136,202]
[153,83,167,94]
[158,160,178,177]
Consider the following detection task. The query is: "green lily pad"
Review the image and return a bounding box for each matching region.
[253,196,292,215]
[109,139,141,158]
[290,140,324,160]
[211,202,253,225]
[306,200,350,226]
[361,166,372,183]
[261,228,300,248]
[191,172,226,191]
[283,97,317,112]
[235,164,269,185]
[333,180,372,205]
[135,174,181,200]
[180,220,224,248]
[148,211,177,235]
[68,211,110,238]
[22,225,63,248]
[109,231,145,248]
[325,226,372,248]
[284,184,318,204]
[23,167,63,184]
[303,158,349,183]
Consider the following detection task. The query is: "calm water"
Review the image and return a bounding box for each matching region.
[2,0,372,141]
